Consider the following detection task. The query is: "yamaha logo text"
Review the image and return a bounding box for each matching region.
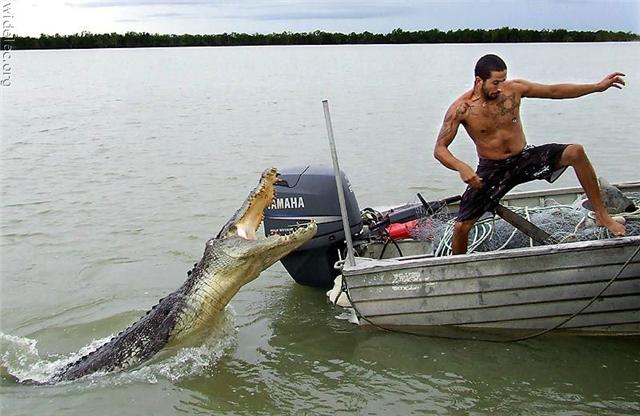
[270,196,306,210]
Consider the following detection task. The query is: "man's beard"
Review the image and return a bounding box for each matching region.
[482,83,500,100]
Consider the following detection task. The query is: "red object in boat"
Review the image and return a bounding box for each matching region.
[386,220,418,240]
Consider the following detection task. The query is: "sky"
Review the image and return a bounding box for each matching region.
[9,0,640,37]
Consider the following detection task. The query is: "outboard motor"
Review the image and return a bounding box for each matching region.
[264,166,362,287]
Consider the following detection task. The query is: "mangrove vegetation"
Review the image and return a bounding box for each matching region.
[12,28,639,50]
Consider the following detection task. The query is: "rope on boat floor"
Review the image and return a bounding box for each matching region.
[429,194,640,257]
[339,243,640,343]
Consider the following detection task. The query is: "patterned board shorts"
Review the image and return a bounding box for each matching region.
[456,143,569,222]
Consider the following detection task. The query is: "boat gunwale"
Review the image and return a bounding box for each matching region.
[498,180,640,202]
[343,235,640,276]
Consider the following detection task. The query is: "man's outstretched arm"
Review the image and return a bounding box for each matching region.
[433,102,483,189]
[516,72,626,99]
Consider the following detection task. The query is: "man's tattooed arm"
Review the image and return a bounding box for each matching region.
[436,102,468,147]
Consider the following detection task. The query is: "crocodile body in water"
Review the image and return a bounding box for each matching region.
[26,168,316,384]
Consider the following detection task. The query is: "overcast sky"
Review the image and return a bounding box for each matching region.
[12,0,640,37]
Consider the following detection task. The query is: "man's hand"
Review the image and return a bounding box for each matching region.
[597,72,626,92]
[458,164,483,189]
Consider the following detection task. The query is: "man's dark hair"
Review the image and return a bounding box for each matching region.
[474,54,507,80]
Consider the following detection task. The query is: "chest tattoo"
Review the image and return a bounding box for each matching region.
[496,94,519,118]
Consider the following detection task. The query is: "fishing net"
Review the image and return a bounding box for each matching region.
[410,192,640,257]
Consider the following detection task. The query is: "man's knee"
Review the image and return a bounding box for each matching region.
[453,220,474,237]
[561,144,587,165]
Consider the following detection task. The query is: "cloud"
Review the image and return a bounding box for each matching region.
[206,1,414,22]
[145,12,188,18]
[65,0,416,21]
[251,7,412,21]
[60,0,639,30]
[67,0,209,7]
[19,0,640,36]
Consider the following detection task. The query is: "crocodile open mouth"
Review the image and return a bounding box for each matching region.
[218,167,306,241]
[233,167,278,240]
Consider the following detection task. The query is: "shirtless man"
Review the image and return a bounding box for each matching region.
[433,54,626,255]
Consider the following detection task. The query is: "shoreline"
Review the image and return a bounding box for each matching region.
[10,28,640,51]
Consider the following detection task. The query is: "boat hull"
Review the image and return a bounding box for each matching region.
[343,237,640,334]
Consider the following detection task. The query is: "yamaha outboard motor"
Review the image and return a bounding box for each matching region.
[264,166,362,287]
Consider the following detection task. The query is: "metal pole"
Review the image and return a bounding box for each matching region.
[322,100,356,267]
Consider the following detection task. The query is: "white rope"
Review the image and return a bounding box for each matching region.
[432,194,640,257]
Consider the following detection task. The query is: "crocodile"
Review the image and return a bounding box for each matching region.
[35,167,316,384]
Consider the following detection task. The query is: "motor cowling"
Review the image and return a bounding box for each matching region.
[264,166,362,287]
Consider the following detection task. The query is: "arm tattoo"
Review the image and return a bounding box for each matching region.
[437,102,469,145]
[437,125,451,144]
[437,108,460,145]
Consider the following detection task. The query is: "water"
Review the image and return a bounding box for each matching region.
[1,43,639,415]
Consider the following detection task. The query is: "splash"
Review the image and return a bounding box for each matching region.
[115,311,238,385]
[1,331,72,384]
[0,309,238,386]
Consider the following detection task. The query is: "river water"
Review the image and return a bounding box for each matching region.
[1,43,639,415]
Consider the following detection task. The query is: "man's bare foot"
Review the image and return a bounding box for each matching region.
[596,214,626,236]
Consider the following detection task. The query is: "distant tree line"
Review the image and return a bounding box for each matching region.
[12,27,639,50]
